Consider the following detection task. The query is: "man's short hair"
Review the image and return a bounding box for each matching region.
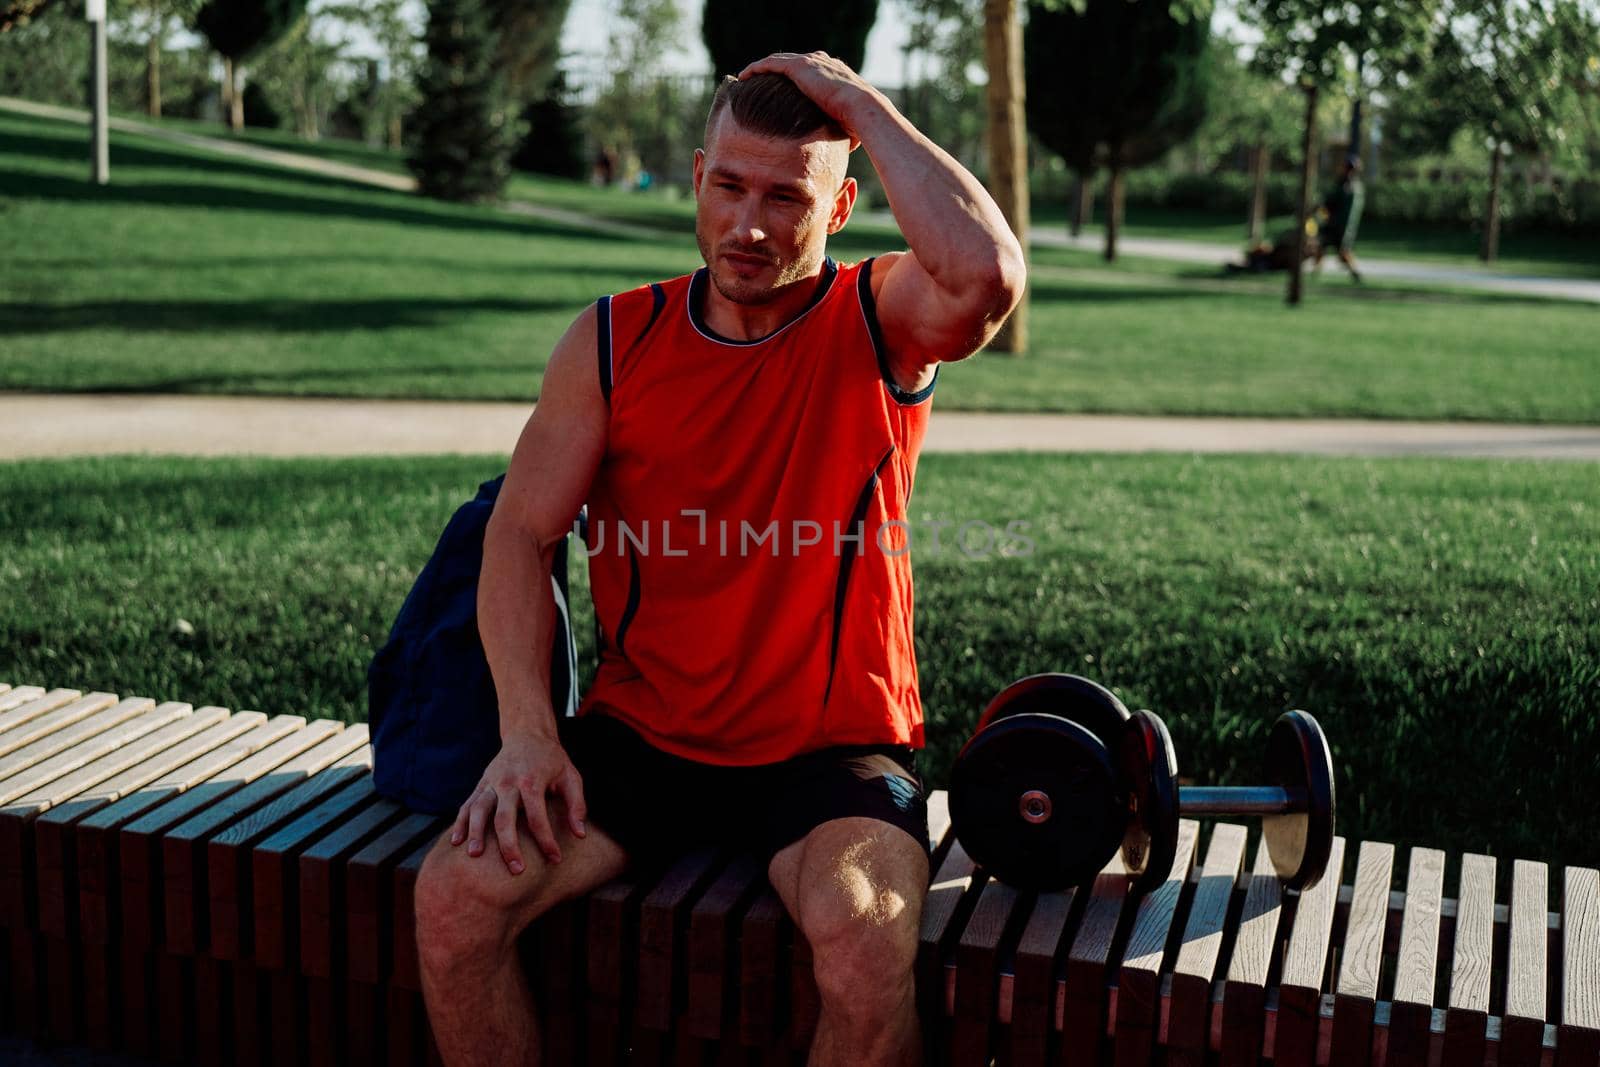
[703,73,849,147]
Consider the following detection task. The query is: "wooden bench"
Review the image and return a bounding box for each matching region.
[1,680,1596,1066]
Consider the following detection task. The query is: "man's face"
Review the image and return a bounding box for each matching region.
[692,111,855,306]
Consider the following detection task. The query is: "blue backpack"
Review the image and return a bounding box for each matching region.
[367,474,581,814]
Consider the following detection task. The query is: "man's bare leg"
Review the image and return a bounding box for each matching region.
[415,798,627,1067]
[1338,247,1363,280]
[768,817,929,1067]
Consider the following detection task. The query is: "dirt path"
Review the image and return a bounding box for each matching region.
[4,393,1597,461]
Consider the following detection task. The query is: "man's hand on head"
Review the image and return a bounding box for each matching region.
[449,730,588,875]
[735,51,878,152]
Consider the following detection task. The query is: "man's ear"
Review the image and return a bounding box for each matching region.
[692,148,705,197]
[827,176,858,235]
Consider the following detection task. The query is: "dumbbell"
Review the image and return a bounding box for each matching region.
[948,673,1336,894]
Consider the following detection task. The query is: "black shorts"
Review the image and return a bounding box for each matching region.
[558,712,930,877]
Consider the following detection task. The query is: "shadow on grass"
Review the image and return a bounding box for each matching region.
[0,126,630,245]
[8,253,698,285]
[0,295,572,336]
[1,358,545,395]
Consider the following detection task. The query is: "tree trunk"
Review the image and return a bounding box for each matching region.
[1104,165,1124,262]
[1071,173,1092,237]
[1288,82,1318,307]
[220,56,233,127]
[1247,138,1267,244]
[1481,143,1503,264]
[388,113,403,151]
[983,0,1029,354]
[229,63,244,132]
[146,32,161,118]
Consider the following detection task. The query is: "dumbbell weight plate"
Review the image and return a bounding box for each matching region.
[1261,710,1336,891]
[949,711,1127,891]
[1119,709,1180,895]
[976,673,1131,752]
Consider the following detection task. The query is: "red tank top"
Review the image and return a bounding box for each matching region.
[575,256,937,765]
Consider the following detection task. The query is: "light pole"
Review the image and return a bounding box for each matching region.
[87,0,109,184]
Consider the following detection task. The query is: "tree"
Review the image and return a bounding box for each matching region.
[245,7,345,138]
[984,0,1028,351]
[192,0,311,130]
[1025,0,1212,261]
[588,0,705,183]
[407,0,517,202]
[701,0,878,78]
[486,0,571,107]
[322,0,422,148]
[1234,0,1440,303]
[896,0,986,169]
[1402,0,1599,262]
[1188,37,1302,241]
[124,0,200,117]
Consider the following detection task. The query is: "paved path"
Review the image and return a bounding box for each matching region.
[8,96,1598,304]
[4,393,1598,461]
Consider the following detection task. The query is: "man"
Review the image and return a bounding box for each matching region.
[1314,154,1365,282]
[413,52,1025,1067]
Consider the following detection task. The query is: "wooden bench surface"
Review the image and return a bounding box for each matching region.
[0,680,1595,1067]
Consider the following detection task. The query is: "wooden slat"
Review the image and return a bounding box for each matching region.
[207,744,374,961]
[953,877,1024,1063]
[638,848,723,1033]
[31,706,222,938]
[1329,839,1396,1066]
[391,832,438,993]
[587,876,644,1066]
[1008,885,1076,1066]
[1,701,190,932]
[74,713,288,947]
[0,698,165,806]
[1560,866,1600,1067]
[686,854,765,1040]
[1274,835,1347,1067]
[737,888,788,1048]
[1168,821,1249,1067]
[162,725,367,955]
[1443,853,1495,1066]
[0,689,85,744]
[1387,846,1446,1067]
[1115,819,1201,1067]
[345,811,447,984]
[251,774,378,970]
[532,898,584,1064]
[918,830,980,1025]
[118,717,333,953]
[1059,852,1131,1061]
[1220,838,1284,1067]
[0,693,132,782]
[0,686,48,720]
[296,793,406,979]
[1502,859,1550,1067]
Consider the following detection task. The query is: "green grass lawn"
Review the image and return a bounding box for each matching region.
[2,453,1595,870]
[1030,202,1600,281]
[4,109,1598,421]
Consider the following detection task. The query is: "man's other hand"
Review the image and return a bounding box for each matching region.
[449,732,588,874]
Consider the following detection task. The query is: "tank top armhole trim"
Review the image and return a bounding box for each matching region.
[596,294,614,405]
[856,257,938,407]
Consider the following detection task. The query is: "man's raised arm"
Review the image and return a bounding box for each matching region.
[739,52,1027,387]
[451,303,606,874]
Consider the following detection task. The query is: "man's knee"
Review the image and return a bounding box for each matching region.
[790,822,926,1013]
[413,829,556,973]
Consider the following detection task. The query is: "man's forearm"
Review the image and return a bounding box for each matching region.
[478,515,561,742]
[848,91,1023,292]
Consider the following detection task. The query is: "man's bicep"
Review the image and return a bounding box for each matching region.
[495,304,607,550]
[873,250,1018,373]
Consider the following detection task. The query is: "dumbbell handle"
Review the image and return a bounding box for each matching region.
[1178,785,1308,816]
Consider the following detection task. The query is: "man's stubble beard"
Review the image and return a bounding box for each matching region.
[695,215,821,307]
